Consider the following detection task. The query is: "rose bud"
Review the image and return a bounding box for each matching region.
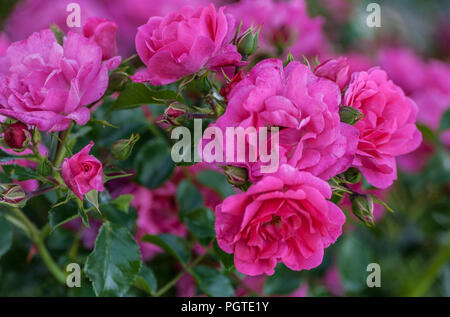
[61,141,104,200]
[162,104,187,126]
[237,26,260,58]
[0,184,27,208]
[220,69,245,102]
[3,122,31,152]
[223,165,249,187]
[111,133,140,161]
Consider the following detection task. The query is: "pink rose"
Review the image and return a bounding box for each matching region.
[314,57,350,90]
[105,0,210,55]
[215,165,345,276]
[132,4,241,85]
[83,17,118,60]
[0,30,117,132]
[62,141,104,200]
[206,58,358,182]
[344,67,422,188]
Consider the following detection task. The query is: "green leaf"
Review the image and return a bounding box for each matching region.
[0,213,13,259]
[264,264,304,295]
[183,207,215,241]
[213,239,234,270]
[0,172,11,183]
[337,234,374,293]
[85,222,142,297]
[195,170,234,198]
[136,139,175,189]
[176,179,203,217]
[85,190,100,214]
[2,164,46,182]
[99,203,136,232]
[417,124,438,144]
[190,265,234,297]
[109,82,179,111]
[440,108,450,131]
[48,198,80,231]
[110,194,134,213]
[134,265,158,295]
[141,233,190,265]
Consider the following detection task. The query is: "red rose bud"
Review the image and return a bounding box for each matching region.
[163,104,187,126]
[220,69,245,102]
[4,122,31,151]
[0,184,27,207]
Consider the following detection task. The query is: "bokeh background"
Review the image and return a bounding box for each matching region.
[0,0,449,296]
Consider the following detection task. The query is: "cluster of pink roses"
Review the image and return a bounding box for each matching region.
[198,49,420,274]
[0,0,426,283]
[0,14,121,201]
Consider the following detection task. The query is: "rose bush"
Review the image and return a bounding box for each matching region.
[0,0,448,299]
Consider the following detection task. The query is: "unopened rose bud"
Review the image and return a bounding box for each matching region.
[223,165,249,187]
[111,133,140,161]
[350,193,375,227]
[339,106,363,125]
[220,69,245,102]
[0,184,27,207]
[3,122,31,152]
[237,26,260,58]
[163,104,187,126]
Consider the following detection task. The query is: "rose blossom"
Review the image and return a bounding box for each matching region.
[378,48,450,170]
[104,0,210,55]
[215,164,345,276]
[344,67,422,188]
[205,58,358,182]
[83,17,118,60]
[62,141,104,200]
[132,4,242,85]
[0,29,119,132]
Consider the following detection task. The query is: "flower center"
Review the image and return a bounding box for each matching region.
[81,163,91,173]
[267,215,282,229]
